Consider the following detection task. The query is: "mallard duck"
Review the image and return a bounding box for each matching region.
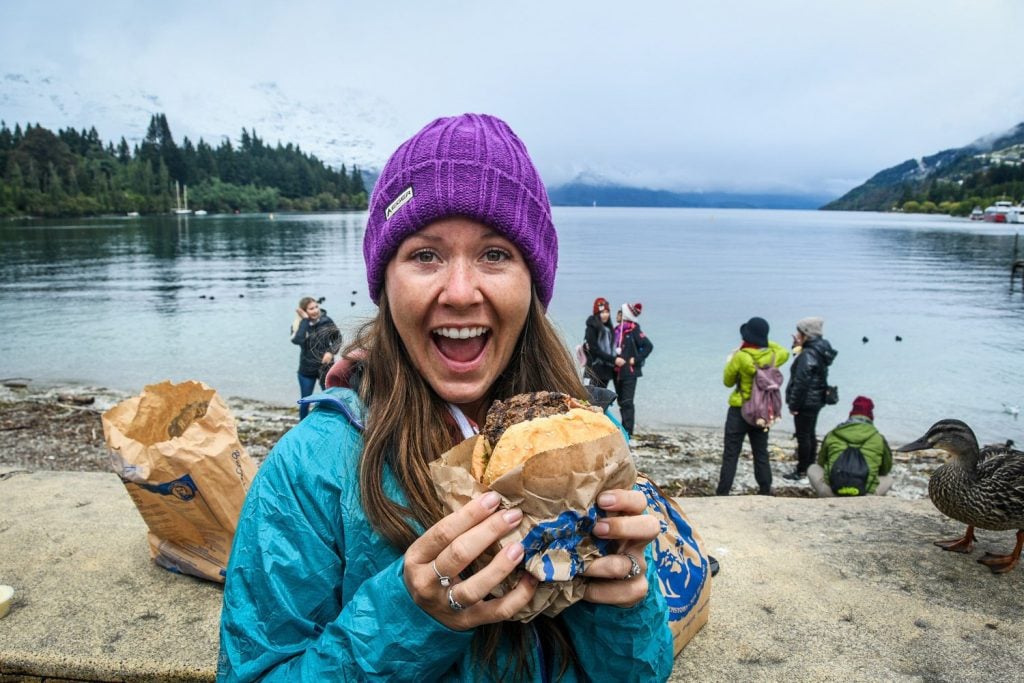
[897,419,1024,574]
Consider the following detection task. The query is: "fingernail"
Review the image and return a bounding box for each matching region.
[503,508,522,525]
[481,491,501,509]
[506,542,524,561]
[598,493,616,507]
[594,521,610,536]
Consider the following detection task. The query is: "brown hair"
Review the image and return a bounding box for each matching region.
[298,296,316,311]
[348,288,586,680]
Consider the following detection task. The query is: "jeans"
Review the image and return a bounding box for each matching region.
[613,375,638,436]
[793,408,821,473]
[716,406,772,495]
[297,372,319,419]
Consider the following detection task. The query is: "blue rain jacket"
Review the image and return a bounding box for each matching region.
[218,388,674,681]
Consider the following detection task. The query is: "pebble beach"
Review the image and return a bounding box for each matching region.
[0,381,943,500]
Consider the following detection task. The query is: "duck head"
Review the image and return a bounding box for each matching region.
[897,419,981,460]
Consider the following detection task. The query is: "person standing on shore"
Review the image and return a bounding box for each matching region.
[613,302,653,440]
[783,317,837,481]
[809,396,893,496]
[716,316,790,496]
[290,297,341,419]
[583,297,616,388]
[219,113,672,682]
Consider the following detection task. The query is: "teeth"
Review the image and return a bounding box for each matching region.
[434,327,487,339]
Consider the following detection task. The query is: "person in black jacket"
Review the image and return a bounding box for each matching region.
[783,316,837,480]
[291,296,342,419]
[584,297,616,388]
[613,302,653,439]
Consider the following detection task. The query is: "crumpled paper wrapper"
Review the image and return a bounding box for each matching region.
[429,429,636,621]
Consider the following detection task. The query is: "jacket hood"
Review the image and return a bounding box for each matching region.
[804,337,837,366]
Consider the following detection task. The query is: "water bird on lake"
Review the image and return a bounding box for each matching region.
[862,336,869,344]
[1002,403,1020,419]
[317,296,326,304]
[895,335,902,342]
[897,419,1024,573]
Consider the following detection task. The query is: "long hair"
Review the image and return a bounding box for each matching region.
[349,288,586,680]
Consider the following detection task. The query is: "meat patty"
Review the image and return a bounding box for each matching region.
[482,392,586,446]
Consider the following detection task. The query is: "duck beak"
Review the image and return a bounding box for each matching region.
[896,436,931,453]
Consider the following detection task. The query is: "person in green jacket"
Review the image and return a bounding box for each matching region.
[715,316,790,496]
[217,114,674,682]
[809,396,894,496]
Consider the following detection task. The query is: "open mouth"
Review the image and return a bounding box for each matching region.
[433,326,490,364]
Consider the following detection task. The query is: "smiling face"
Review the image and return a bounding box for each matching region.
[304,300,321,322]
[384,217,533,421]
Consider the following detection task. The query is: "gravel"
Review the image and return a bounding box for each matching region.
[0,382,940,499]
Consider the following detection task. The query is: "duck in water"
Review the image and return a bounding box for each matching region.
[897,419,1024,573]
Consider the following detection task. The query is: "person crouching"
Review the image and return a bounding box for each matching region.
[809,396,894,497]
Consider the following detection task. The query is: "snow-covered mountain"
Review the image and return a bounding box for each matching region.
[0,70,403,172]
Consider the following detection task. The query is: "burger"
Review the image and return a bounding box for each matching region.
[471,391,621,485]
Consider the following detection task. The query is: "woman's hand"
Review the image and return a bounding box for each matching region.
[321,351,334,364]
[404,491,538,630]
[581,489,659,608]
[296,307,309,319]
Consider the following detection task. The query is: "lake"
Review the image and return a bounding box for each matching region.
[2,207,1023,444]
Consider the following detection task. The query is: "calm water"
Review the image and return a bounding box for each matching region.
[3,208,1024,443]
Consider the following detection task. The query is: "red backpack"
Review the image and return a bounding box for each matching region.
[740,351,783,430]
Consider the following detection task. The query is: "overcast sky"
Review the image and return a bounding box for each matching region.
[3,0,1023,197]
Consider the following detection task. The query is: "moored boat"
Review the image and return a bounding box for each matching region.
[173,181,192,215]
[983,200,1020,223]
[969,206,984,220]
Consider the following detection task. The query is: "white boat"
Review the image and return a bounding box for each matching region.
[194,209,208,216]
[969,206,984,220]
[982,200,1021,224]
[173,181,192,215]
[126,211,140,217]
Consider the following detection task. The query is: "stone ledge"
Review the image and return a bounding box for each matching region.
[0,470,220,682]
[1,470,1021,682]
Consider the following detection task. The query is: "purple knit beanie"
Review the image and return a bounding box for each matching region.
[363,113,557,308]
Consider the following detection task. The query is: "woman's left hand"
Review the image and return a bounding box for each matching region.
[581,489,659,608]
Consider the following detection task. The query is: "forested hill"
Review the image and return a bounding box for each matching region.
[0,114,367,217]
[824,122,1024,215]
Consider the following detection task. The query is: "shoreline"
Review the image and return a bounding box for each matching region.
[0,381,940,499]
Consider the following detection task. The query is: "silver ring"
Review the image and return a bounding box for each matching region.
[432,560,451,588]
[447,586,466,611]
[623,553,642,580]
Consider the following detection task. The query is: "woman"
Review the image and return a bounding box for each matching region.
[783,316,837,481]
[612,302,652,439]
[219,114,673,682]
[583,297,616,388]
[715,316,789,496]
[290,296,341,419]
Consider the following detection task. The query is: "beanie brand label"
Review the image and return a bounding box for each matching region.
[385,186,414,220]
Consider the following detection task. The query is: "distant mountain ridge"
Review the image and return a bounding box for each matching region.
[825,121,1024,212]
[548,182,834,210]
[0,70,403,173]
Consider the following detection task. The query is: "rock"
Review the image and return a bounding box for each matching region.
[669,495,1023,681]
[56,393,95,406]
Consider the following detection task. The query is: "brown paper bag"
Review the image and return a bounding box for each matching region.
[429,431,636,622]
[636,474,712,656]
[101,380,257,583]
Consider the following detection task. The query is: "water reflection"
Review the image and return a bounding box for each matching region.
[3,208,1023,443]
